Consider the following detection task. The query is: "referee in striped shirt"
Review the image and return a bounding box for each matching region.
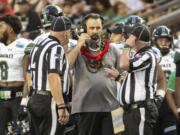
[119,23,161,135]
[27,16,71,135]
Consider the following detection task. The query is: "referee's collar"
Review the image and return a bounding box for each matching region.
[136,46,151,54]
[48,35,61,44]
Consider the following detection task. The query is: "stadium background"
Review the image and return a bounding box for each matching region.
[1,0,180,40]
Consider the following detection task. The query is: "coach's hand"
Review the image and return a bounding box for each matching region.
[77,33,90,48]
[58,108,69,125]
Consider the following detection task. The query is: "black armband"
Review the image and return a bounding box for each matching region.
[57,104,67,109]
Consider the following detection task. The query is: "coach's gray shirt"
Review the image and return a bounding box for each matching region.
[72,45,120,114]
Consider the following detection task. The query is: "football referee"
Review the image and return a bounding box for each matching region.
[119,23,164,135]
[27,16,71,135]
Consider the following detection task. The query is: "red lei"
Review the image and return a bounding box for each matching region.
[80,39,110,61]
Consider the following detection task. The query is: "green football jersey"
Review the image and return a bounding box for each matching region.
[167,71,176,91]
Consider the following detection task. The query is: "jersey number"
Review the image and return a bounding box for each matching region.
[0,61,8,80]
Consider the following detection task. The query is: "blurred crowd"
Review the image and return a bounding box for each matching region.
[1,0,179,40]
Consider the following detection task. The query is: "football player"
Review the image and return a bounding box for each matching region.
[0,14,33,135]
[152,25,178,135]
[174,46,180,134]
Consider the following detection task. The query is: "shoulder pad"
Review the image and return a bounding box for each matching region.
[24,42,35,55]
[16,38,30,49]
[151,47,162,63]
[174,50,180,64]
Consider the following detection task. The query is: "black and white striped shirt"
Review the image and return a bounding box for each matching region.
[28,35,69,94]
[118,47,157,105]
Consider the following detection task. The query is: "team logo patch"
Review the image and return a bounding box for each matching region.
[16,43,25,48]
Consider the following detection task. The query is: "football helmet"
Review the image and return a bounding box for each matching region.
[125,15,145,27]
[152,25,173,55]
[6,120,29,135]
[41,5,64,28]
[123,15,145,39]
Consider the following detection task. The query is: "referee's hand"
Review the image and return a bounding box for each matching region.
[58,108,69,125]
[125,35,136,48]
[104,66,119,80]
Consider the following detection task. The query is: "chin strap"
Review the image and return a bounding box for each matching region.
[80,39,110,61]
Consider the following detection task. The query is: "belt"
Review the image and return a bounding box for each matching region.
[123,99,154,111]
[0,87,23,100]
[32,90,51,96]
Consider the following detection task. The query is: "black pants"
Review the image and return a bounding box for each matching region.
[0,98,21,135]
[76,112,115,135]
[28,94,58,135]
[56,115,79,135]
[153,99,178,135]
[123,101,158,135]
[177,120,180,135]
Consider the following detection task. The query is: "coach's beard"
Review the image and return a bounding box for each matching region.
[85,34,101,55]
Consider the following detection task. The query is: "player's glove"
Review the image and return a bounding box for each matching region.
[154,89,166,109]
[18,97,29,120]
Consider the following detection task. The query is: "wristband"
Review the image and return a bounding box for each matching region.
[156,89,166,98]
[57,104,67,109]
[20,97,29,106]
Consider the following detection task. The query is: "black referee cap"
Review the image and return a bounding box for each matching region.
[50,16,72,32]
[130,23,151,42]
